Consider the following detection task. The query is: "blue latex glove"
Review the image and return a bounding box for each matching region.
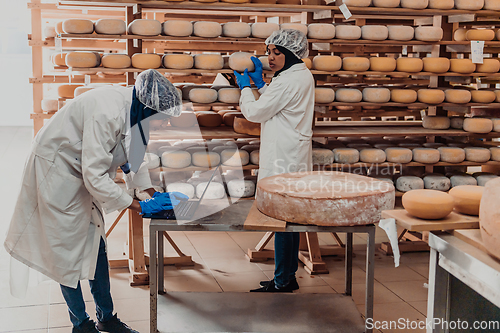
[120,163,131,174]
[248,56,265,89]
[139,192,188,215]
[234,69,251,90]
[155,191,189,208]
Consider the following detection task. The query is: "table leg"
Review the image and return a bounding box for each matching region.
[149,226,158,333]
[345,232,353,296]
[365,226,375,333]
[158,230,165,294]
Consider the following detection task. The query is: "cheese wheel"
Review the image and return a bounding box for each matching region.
[58,84,83,99]
[143,153,161,170]
[396,176,425,192]
[422,116,450,129]
[471,90,496,103]
[192,151,221,167]
[52,53,67,67]
[220,149,250,166]
[373,0,400,7]
[195,182,225,199]
[450,59,476,74]
[169,112,197,128]
[387,25,414,41]
[65,51,100,68]
[307,24,335,40]
[312,55,342,71]
[413,148,440,163]
[466,29,495,41]
[55,21,64,35]
[335,25,362,40]
[415,26,443,41]
[128,19,161,36]
[336,89,363,102]
[161,54,192,69]
[315,88,335,104]
[74,86,95,97]
[227,180,255,198]
[402,189,454,219]
[312,148,334,165]
[162,20,193,37]
[224,112,243,127]
[280,23,308,36]
[342,57,370,71]
[369,57,396,72]
[192,21,222,38]
[189,89,218,104]
[302,58,312,69]
[496,90,500,102]
[396,58,423,73]
[454,0,485,9]
[449,185,484,216]
[166,183,195,199]
[251,23,279,38]
[438,147,465,163]
[385,147,413,163]
[492,118,500,132]
[428,0,454,8]
[464,147,491,162]
[362,88,391,103]
[358,148,385,163]
[44,26,57,38]
[221,0,250,3]
[490,147,500,161]
[101,54,131,69]
[463,118,493,133]
[229,52,255,72]
[422,57,450,73]
[342,0,371,5]
[162,151,191,169]
[94,19,126,35]
[477,174,498,186]
[62,19,94,34]
[445,89,471,104]
[400,0,429,8]
[41,99,59,112]
[131,53,161,69]
[450,117,464,129]
[259,56,271,70]
[233,118,261,136]
[422,143,446,148]
[222,22,251,38]
[450,174,477,187]
[484,0,500,10]
[418,89,445,104]
[332,148,359,163]
[454,28,467,41]
[391,89,417,103]
[475,59,500,73]
[250,150,260,165]
[361,25,388,41]
[217,88,241,104]
[194,54,224,70]
[423,174,451,191]
[240,144,260,153]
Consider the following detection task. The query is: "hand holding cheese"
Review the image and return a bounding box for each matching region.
[248,56,265,89]
[234,69,251,89]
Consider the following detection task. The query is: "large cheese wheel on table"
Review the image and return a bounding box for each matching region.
[128,19,161,36]
[335,25,362,40]
[65,51,100,68]
[170,112,197,127]
[396,57,423,72]
[131,53,161,69]
[413,148,440,163]
[385,147,413,163]
[163,54,193,69]
[370,57,396,72]
[476,59,500,73]
[229,52,255,72]
[373,0,400,7]
[336,89,363,102]
[415,26,443,41]
[466,29,495,41]
[94,19,126,35]
[400,0,429,8]
[465,147,491,162]
[280,23,308,36]
[193,21,222,38]
[361,25,388,41]
[428,0,454,8]
[449,185,484,216]
[234,117,261,136]
[422,116,450,129]
[251,23,279,38]
[312,55,342,71]
[101,54,131,69]
[418,89,445,104]
[423,57,450,73]
[315,88,335,103]
[218,88,241,104]
[343,57,370,71]
[471,90,496,103]
[387,25,414,41]
[190,89,218,104]
[333,148,360,163]
[307,24,335,39]
[162,20,193,37]
[450,59,476,73]
[402,189,454,220]
[63,19,94,34]
[463,118,493,133]
[58,84,84,99]
[256,171,395,226]
[194,54,224,70]
[362,88,391,103]
[222,22,251,38]
[391,89,417,103]
[454,0,485,9]
[484,0,500,10]
[445,89,471,103]
[479,178,500,260]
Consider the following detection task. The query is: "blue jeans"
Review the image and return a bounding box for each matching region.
[60,237,114,328]
[273,232,300,288]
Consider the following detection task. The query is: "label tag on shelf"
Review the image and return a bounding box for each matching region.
[55,37,62,54]
[339,4,352,20]
[476,77,482,86]
[85,75,91,85]
[324,0,335,4]
[471,41,484,64]
[313,10,332,20]
[402,45,408,56]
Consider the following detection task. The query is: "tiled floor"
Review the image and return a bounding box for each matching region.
[0,127,429,333]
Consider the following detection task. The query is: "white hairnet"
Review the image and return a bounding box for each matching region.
[265,29,309,59]
[135,69,182,116]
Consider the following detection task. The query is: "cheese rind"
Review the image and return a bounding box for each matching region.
[220,149,250,166]
[450,59,476,74]
[413,148,440,164]
[471,90,496,103]
[196,182,226,199]
[466,29,495,41]
[217,88,241,104]
[484,0,500,10]
[361,25,388,41]
[454,28,467,41]
[335,25,362,40]
[161,151,192,169]
[312,55,342,71]
[463,118,493,134]
[58,84,84,99]
[438,147,465,163]
[464,147,491,162]
[307,24,335,39]
[343,57,370,71]
[194,54,224,70]
[402,189,454,219]
[166,183,195,199]
[280,23,308,36]
[227,180,256,198]
[128,19,161,36]
[229,52,255,72]
[428,0,454,8]
[369,57,397,72]
[417,89,445,104]
[422,116,450,129]
[131,53,161,69]
[373,0,400,7]
[396,176,425,192]
[489,147,500,161]
[222,22,251,38]
[192,151,221,167]
[385,147,413,163]
[94,19,126,35]
[233,118,261,136]
[163,54,194,69]
[414,26,443,41]
[454,0,485,10]
[422,57,450,73]
[445,89,471,104]
[101,54,131,69]
[162,20,193,37]
[387,25,414,41]
[342,0,371,5]
[335,89,363,103]
[391,89,417,103]
[396,58,423,73]
[251,22,279,38]
[450,117,464,129]
[423,174,451,191]
[193,21,222,38]
[400,0,429,8]
[52,53,67,67]
[362,88,391,103]
[63,19,94,34]
[195,111,222,126]
[65,51,100,68]
[359,148,386,163]
[333,148,360,163]
[169,112,197,128]
[315,88,335,104]
[250,150,260,165]
[449,185,484,216]
[312,148,335,165]
[475,59,500,73]
[450,174,477,187]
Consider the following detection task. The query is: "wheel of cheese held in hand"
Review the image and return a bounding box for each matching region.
[391,89,417,103]
[233,117,261,136]
[280,23,308,36]
[251,22,279,38]
[256,171,395,226]
[450,59,476,74]
[476,59,500,73]
[385,147,413,163]
[169,111,197,128]
[194,54,224,70]
[444,89,471,104]
[361,25,389,41]
[312,56,342,71]
[400,0,429,8]
[438,147,466,163]
[362,88,391,103]
[128,19,161,36]
[222,22,251,38]
[396,58,423,73]
[372,0,400,7]
[193,21,222,38]
[387,25,414,41]
[229,52,255,72]
[163,54,194,69]
[101,54,131,69]
[479,178,500,260]
[449,185,484,216]
[465,147,491,162]
[217,88,241,104]
[369,57,396,72]
[422,57,450,73]
[94,19,126,35]
[428,0,454,8]
[463,118,493,133]
[335,25,362,40]
[466,29,495,41]
[471,90,497,103]
[335,89,363,103]
[52,53,67,67]
[412,148,440,163]
[484,0,500,10]
[189,89,218,104]
[315,88,335,104]
[422,116,450,129]
[65,52,100,68]
[415,26,443,41]
[62,19,94,34]
[131,54,161,69]
[454,0,484,10]
[220,149,250,166]
[307,24,335,40]
[402,189,454,220]
[342,57,370,71]
[58,84,84,99]
[162,20,193,37]
[195,111,222,127]
[417,89,445,104]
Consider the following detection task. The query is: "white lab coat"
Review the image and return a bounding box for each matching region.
[4,86,152,288]
[239,63,315,181]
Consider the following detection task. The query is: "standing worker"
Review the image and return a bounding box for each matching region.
[4,69,186,333]
[234,29,315,292]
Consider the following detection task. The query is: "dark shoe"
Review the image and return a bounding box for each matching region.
[260,278,299,291]
[96,314,139,333]
[73,319,100,333]
[250,279,294,293]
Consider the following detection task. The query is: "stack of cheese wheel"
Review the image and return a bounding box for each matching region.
[438,147,466,163]
[222,22,251,38]
[193,21,222,38]
[162,149,192,169]
[58,84,84,99]
[370,57,396,72]
[450,59,476,74]
[455,0,485,10]
[400,0,429,9]
[445,89,471,104]
[170,111,197,128]
[229,52,255,72]
[333,148,360,163]
[307,24,335,39]
[361,25,388,41]
[387,25,414,41]
[315,87,335,104]
[128,19,161,36]
[194,54,224,70]
[280,23,308,36]
[336,89,363,103]
[163,54,194,69]
[189,88,218,104]
[313,56,342,71]
[162,20,193,37]
[131,53,161,69]
[476,59,500,73]
[234,118,260,136]
[418,89,445,104]
[414,26,443,41]
[471,90,496,103]
[493,118,500,132]
[62,19,94,34]
[335,25,362,40]
[65,51,100,68]
[396,57,423,73]
[218,88,241,104]
[343,57,370,71]
[385,147,413,163]
[463,118,493,134]
[391,89,417,103]
[94,19,126,35]
[422,57,450,73]
[312,149,334,165]
[52,53,67,67]
[101,54,131,69]
[251,23,279,38]
[402,189,454,220]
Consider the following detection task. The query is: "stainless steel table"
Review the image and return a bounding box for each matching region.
[149,200,376,333]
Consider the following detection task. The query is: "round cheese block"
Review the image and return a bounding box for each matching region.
[222,22,251,38]
[131,53,161,69]
[454,28,467,41]
[415,26,443,41]
[492,118,500,132]
[65,51,100,68]
[194,54,224,70]
[196,182,225,199]
[454,0,485,9]
[193,21,222,38]
[74,86,96,97]
[418,89,445,104]
[496,91,500,102]
[391,89,417,103]
[195,111,222,127]
[449,185,484,216]
[450,59,476,74]
[227,180,256,198]
[336,89,363,103]
[422,57,450,73]
[370,57,396,72]
[258,56,271,70]
[450,117,465,129]
[221,149,250,166]
[396,57,423,73]
[450,174,477,187]
[484,0,500,9]
[166,183,195,199]
[58,84,84,99]
[402,189,454,219]
[62,19,94,34]
[229,52,255,72]
[342,57,370,71]
[302,58,312,69]
[250,150,260,165]
[471,90,496,103]
[44,26,57,38]
[423,174,451,191]
[94,19,126,35]
[256,171,395,226]
[162,20,193,37]
[400,0,429,8]
[128,19,161,36]
[413,148,440,163]
[144,152,161,169]
[192,152,221,168]
[55,21,64,35]
[333,148,360,163]
[387,25,414,41]
[315,88,335,104]
[396,176,425,192]
[466,29,495,41]
[41,99,59,112]
[189,89,218,104]
[479,178,500,259]
[476,59,500,73]
[217,88,241,104]
[222,112,243,127]
[359,148,386,163]
[162,151,192,169]
[385,147,413,163]
[445,89,471,103]
[463,118,493,133]
[362,88,391,103]
[307,24,335,40]
[280,23,308,36]
[373,0,400,7]
[477,174,499,186]
[465,147,491,162]
[52,53,67,67]
[101,54,131,69]
[169,112,197,128]
[438,147,465,163]
[163,54,193,69]
[490,147,500,161]
[335,25,362,40]
[422,116,450,129]
[361,25,388,41]
[312,55,342,71]
[342,0,371,5]
[251,23,279,38]
[234,118,261,136]
[312,148,334,165]
[428,0,454,8]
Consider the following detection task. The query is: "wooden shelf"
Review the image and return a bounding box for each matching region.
[150,164,258,172]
